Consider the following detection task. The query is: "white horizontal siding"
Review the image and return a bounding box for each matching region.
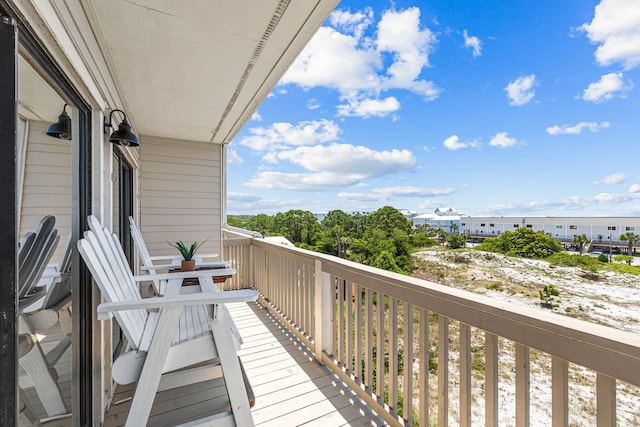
[140,136,222,258]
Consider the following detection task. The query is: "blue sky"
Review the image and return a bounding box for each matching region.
[227,0,640,217]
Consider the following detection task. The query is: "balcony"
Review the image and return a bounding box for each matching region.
[220,230,640,426]
[18,229,640,426]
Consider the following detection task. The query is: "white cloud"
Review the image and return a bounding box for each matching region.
[329,7,374,39]
[505,74,536,106]
[263,143,415,175]
[247,143,416,191]
[226,194,313,214]
[246,171,365,191]
[307,99,320,110]
[546,121,611,135]
[226,149,244,165]
[227,192,260,203]
[376,8,438,95]
[443,135,481,151]
[629,183,640,193]
[463,30,482,57]
[489,132,523,148]
[582,72,632,102]
[251,112,262,122]
[337,96,400,118]
[281,7,441,118]
[580,0,640,69]
[239,119,340,151]
[593,172,626,184]
[339,185,456,202]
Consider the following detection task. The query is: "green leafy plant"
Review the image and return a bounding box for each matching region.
[168,239,208,261]
[539,284,560,308]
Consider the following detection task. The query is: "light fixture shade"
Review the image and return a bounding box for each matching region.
[46,106,71,140]
[109,118,139,146]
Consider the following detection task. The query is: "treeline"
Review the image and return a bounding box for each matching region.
[228,206,441,274]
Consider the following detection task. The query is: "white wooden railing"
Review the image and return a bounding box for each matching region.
[223,231,640,426]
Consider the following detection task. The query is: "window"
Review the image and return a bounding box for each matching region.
[626,226,635,231]
[570,225,577,230]
[480,223,486,227]
[461,222,466,226]
[526,224,533,228]
[513,224,519,228]
[556,225,563,229]
[607,226,617,231]
[489,223,495,227]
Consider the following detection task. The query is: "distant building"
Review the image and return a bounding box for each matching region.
[413,208,461,233]
[459,216,639,245]
[412,209,640,252]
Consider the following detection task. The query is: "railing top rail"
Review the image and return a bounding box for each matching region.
[240,236,640,387]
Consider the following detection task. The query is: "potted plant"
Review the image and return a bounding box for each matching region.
[168,239,207,271]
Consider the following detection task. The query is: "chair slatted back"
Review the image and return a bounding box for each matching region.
[78,216,147,348]
[18,216,59,307]
[128,216,158,269]
[42,233,73,309]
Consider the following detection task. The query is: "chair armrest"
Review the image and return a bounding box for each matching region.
[97,289,258,320]
[148,253,219,261]
[133,268,235,283]
[139,261,232,271]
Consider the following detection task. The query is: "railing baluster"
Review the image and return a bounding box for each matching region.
[389,297,398,411]
[460,322,471,427]
[486,332,499,427]
[356,284,363,381]
[597,373,616,426]
[376,292,385,399]
[365,288,373,390]
[516,343,530,427]
[419,308,429,427]
[338,278,345,363]
[551,356,568,427]
[403,302,413,425]
[438,315,449,426]
[346,280,354,373]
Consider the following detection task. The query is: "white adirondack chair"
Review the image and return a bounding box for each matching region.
[18,215,59,310]
[78,215,257,426]
[129,216,231,296]
[17,216,71,420]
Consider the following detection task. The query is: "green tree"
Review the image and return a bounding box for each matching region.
[352,206,414,274]
[572,234,590,255]
[476,228,563,259]
[447,233,465,249]
[273,210,319,246]
[620,232,640,256]
[246,213,273,235]
[320,210,357,258]
[373,250,403,273]
[226,215,248,228]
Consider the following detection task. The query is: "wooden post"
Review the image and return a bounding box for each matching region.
[314,260,331,363]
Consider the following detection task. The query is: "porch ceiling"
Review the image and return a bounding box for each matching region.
[85,0,337,144]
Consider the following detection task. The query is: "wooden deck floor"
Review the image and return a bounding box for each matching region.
[98,301,385,426]
[229,301,384,426]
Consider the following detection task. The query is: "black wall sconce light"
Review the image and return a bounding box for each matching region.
[46,104,72,140]
[104,109,139,147]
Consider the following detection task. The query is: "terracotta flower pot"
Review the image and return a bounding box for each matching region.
[181,259,196,271]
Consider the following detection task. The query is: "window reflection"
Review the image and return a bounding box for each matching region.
[17,52,73,425]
